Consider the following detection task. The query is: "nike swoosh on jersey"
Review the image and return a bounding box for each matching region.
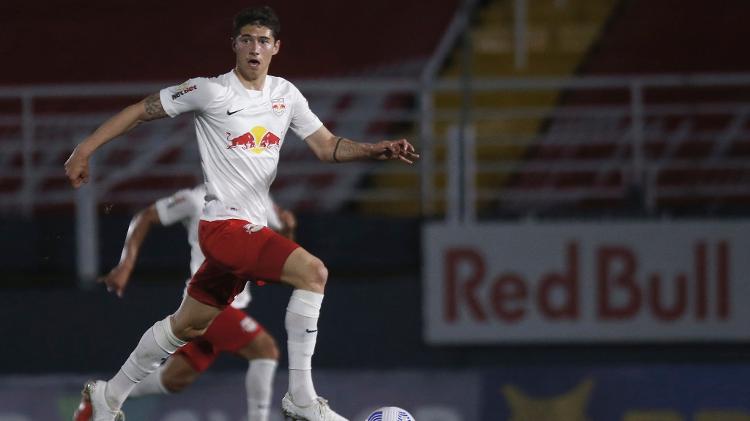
[226,108,246,115]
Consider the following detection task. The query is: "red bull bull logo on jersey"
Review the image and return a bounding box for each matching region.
[226,126,281,154]
[271,98,286,116]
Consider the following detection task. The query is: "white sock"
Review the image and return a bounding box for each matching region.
[285,289,323,406]
[128,364,169,397]
[246,358,277,421]
[105,316,186,409]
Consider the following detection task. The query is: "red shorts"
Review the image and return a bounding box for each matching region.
[175,306,265,372]
[187,219,299,308]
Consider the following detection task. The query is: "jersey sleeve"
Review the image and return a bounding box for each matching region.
[159,77,218,117]
[154,189,200,226]
[289,85,323,140]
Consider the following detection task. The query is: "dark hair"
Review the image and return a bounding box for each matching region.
[233,6,281,39]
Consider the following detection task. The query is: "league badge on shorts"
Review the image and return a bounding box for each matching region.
[271,98,286,116]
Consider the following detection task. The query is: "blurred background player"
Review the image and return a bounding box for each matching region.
[74,184,296,421]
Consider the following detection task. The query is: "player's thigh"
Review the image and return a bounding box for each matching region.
[200,220,298,282]
[187,258,247,309]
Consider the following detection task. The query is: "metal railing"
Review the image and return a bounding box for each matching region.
[3,72,750,280]
[2,74,750,217]
[422,73,750,221]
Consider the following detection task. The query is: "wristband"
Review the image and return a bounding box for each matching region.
[333,136,343,162]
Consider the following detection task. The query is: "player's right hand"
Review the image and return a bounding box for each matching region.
[64,146,90,188]
[370,139,419,164]
[98,264,132,298]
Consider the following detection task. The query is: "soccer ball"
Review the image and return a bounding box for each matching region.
[366,406,415,421]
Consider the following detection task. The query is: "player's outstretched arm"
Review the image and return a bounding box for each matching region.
[99,204,161,297]
[304,126,419,164]
[64,93,169,188]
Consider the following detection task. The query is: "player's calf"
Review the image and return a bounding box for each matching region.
[159,353,201,393]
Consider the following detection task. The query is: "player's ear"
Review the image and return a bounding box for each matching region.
[272,39,281,56]
[231,37,237,53]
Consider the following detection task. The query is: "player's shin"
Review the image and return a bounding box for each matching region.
[105,316,186,409]
[285,289,323,406]
[246,358,277,421]
[128,364,169,397]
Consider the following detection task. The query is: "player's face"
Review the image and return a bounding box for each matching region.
[233,24,280,84]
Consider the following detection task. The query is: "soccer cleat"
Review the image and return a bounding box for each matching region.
[281,392,348,421]
[72,390,92,421]
[75,380,125,421]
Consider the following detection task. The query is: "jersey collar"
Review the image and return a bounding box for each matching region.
[229,69,271,103]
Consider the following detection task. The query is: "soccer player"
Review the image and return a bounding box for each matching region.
[73,185,292,421]
[64,5,418,421]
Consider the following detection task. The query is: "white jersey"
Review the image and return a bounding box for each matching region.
[155,184,284,309]
[155,185,206,277]
[159,70,322,226]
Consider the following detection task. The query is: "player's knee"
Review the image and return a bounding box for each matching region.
[300,257,328,292]
[257,333,280,360]
[242,332,280,360]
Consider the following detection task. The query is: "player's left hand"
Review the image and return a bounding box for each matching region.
[371,139,420,164]
[98,263,132,298]
[64,146,91,188]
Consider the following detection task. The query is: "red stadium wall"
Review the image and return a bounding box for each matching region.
[581,0,750,74]
[2,0,459,84]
